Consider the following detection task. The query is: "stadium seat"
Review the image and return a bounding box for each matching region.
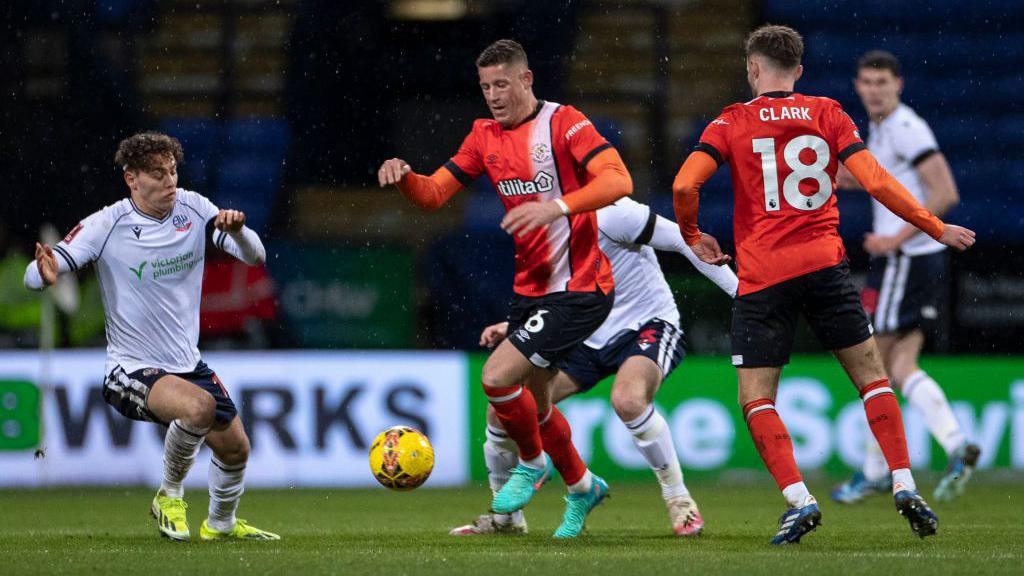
[214,157,282,234]
[224,118,290,160]
[159,117,219,190]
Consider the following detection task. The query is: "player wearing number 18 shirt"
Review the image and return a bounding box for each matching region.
[672,25,976,545]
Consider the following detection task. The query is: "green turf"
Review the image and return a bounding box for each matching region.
[1,479,1021,575]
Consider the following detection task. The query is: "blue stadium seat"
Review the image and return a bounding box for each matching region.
[590,117,625,151]
[159,117,219,190]
[214,157,282,234]
[224,118,289,159]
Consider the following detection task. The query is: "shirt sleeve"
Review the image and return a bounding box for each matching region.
[556,106,612,171]
[444,124,486,186]
[695,109,733,166]
[892,114,940,167]
[178,190,223,244]
[596,197,655,244]
[827,101,868,162]
[51,209,111,273]
[648,214,739,297]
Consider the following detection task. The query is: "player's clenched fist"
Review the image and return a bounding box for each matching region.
[214,209,246,233]
[938,224,976,252]
[378,158,412,187]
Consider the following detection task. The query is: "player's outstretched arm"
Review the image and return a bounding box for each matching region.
[378,157,462,211]
[213,209,266,265]
[843,149,975,251]
[24,242,61,290]
[672,151,730,265]
[500,147,632,238]
[647,215,737,296]
[863,153,962,255]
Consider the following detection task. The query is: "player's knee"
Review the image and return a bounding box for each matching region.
[182,392,216,430]
[481,363,513,390]
[611,385,648,422]
[219,435,250,466]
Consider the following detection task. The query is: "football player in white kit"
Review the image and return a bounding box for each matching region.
[832,51,980,504]
[24,132,279,541]
[451,197,738,537]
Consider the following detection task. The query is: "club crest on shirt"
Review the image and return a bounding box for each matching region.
[530,142,550,163]
[172,213,192,232]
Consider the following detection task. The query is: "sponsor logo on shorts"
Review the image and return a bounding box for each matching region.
[515,328,531,342]
[637,328,658,351]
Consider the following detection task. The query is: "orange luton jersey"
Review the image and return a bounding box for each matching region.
[446,101,616,297]
[696,91,868,295]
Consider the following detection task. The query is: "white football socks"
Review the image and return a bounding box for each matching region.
[483,424,526,526]
[207,456,246,532]
[160,419,209,498]
[624,405,689,500]
[567,469,593,494]
[903,370,966,456]
[892,468,916,494]
[484,425,519,493]
[781,482,813,509]
[862,438,891,483]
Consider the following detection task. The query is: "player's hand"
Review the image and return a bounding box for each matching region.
[378,158,411,187]
[862,233,902,256]
[938,224,976,252]
[689,233,732,265]
[500,201,563,238]
[34,242,59,286]
[479,321,510,348]
[214,209,246,233]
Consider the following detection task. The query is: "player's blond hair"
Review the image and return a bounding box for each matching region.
[745,24,803,70]
[114,132,184,173]
[476,39,528,68]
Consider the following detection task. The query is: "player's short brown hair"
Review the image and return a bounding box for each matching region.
[858,50,902,77]
[745,24,804,70]
[114,131,184,172]
[476,39,529,68]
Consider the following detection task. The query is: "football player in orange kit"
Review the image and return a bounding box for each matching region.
[379,39,632,538]
[672,25,975,545]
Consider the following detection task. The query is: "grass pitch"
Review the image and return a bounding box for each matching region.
[1,478,1021,575]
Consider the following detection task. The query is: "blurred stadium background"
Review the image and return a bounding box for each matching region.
[1,0,1023,492]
